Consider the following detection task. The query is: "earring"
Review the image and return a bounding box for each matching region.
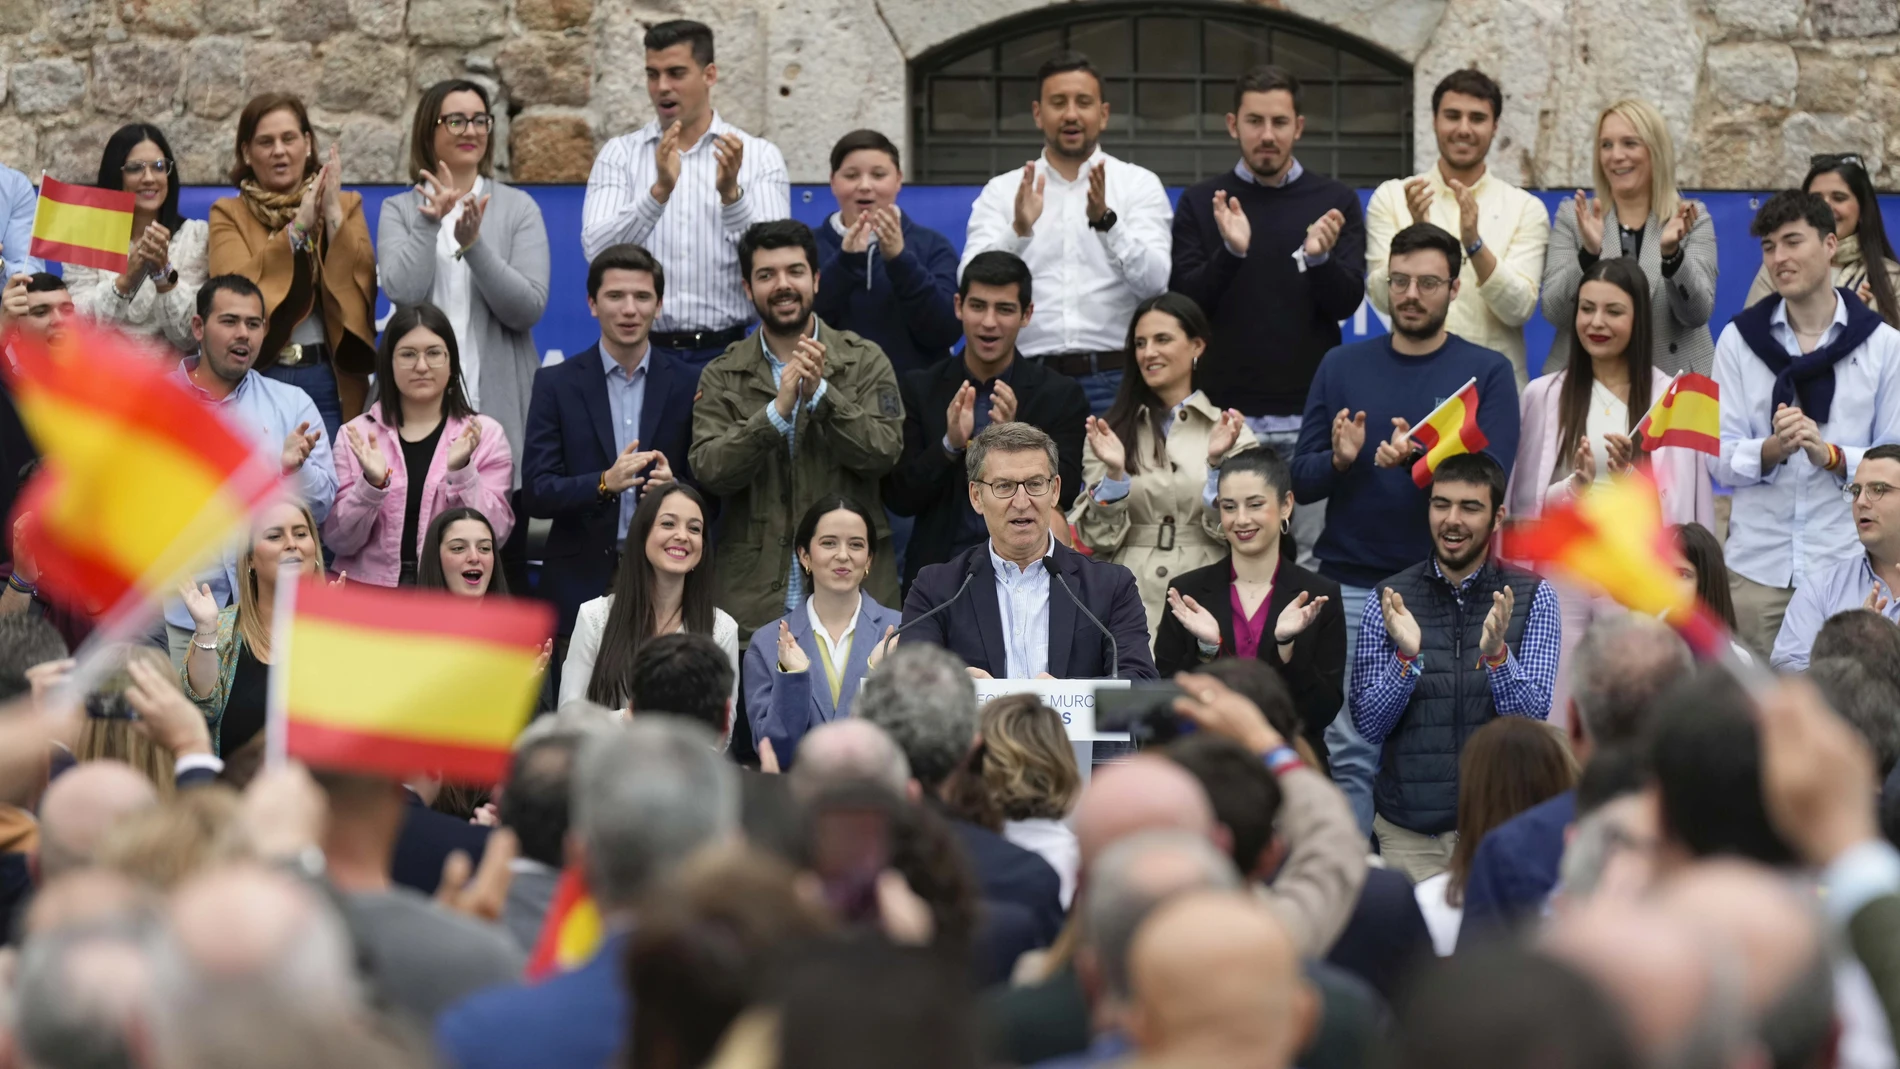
[1280,517,1291,535]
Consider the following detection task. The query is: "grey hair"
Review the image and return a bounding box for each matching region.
[857,643,978,791]
[515,698,620,749]
[966,421,1059,483]
[1557,798,1643,903]
[14,920,158,1069]
[1083,831,1241,999]
[790,719,912,800]
[1570,612,1692,746]
[572,716,739,909]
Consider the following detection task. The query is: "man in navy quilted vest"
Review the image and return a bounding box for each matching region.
[1347,451,1557,881]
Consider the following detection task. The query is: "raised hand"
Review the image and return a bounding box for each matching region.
[1858,279,1878,309]
[445,421,481,472]
[1304,209,1344,258]
[945,381,977,451]
[1085,160,1108,226]
[124,657,213,757]
[1206,408,1245,468]
[713,132,745,205]
[416,160,462,221]
[652,120,683,200]
[1170,672,1283,755]
[534,639,553,674]
[1659,200,1697,258]
[603,438,652,494]
[866,624,897,670]
[794,336,828,402]
[126,221,171,282]
[1331,408,1368,472]
[1380,587,1421,658]
[1760,676,1881,866]
[643,449,674,487]
[1603,432,1636,476]
[1274,590,1329,644]
[1084,415,1127,481]
[1403,177,1433,226]
[1448,178,1480,246]
[1773,403,1831,467]
[1573,191,1606,256]
[437,826,518,923]
[1478,586,1514,661]
[1166,588,1221,649]
[178,580,221,633]
[1373,417,1415,469]
[0,273,30,330]
[1571,434,1597,486]
[988,379,1018,424]
[345,424,387,488]
[1211,190,1251,256]
[1867,580,1890,614]
[282,421,319,475]
[840,211,874,254]
[871,205,905,260]
[776,619,810,673]
[1012,161,1046,238]
[453,193,490,249]
[291,165,324,238]
[320,146,344,237]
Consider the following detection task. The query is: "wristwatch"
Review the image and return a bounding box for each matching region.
[1090,208,1118,233]
[1465,236,1485,257]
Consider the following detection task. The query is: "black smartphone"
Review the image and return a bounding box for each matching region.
[84,692,138,721]
[809,804,891,926]
[1093,682,1196,747]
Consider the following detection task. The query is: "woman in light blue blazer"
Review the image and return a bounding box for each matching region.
[743,495,902,766]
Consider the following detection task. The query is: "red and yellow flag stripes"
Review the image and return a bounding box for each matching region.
[1410,377,1489,488]
[30,176,135,273]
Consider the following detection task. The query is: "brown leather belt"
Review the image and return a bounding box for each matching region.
[1039,350,1127,377]
[650,325,748,351]
[277,342,330,367]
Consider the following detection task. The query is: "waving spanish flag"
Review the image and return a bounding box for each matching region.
[1410,377,1489,488]
[5,321,279,614]
[525,867,604,980]
[272,578,553,782]
[29,176,135,273]
[1633,372,1720,456]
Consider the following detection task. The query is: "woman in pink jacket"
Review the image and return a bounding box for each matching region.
[1508,256,1711,724]
[325,302,514,586]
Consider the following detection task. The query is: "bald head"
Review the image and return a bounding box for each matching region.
[1126,890,1308,1069]
[1084,831,1241,1001]
[790,719,912,801]
[160,864,361,1022]
[1072,756,1216,872]
[38,762,160,880]
[22,868,154,939]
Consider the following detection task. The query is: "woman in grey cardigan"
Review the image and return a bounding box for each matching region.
[378,79,550,484]
[1541,98,1717,377]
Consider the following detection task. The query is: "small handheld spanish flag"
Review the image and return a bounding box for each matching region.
[1633,372,1721,456]
[1409,377,1489,488]
[30,176,135,273]
[270,579,554,783]
[525,867,604,980]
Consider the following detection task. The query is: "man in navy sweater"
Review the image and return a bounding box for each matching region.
[1291,222,1520,830]
[1171,64,1366,564]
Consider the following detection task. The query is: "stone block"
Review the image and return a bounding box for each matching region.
[185,35,247,118]
[510,111,593,182]
[243,41,320,100]
[764,0,904,182]
[337,117,404,181]
[497,33,591,107]
[589,13,651,136]
[1704,41,1797,107]
[0,0,39,31]
[91,40,186,117]
[39,122,120,182]
[11,58,87,116]
[120,0,202,35]
[265,0,354,43]
[1693,120,1785,189]
[0,119,38,177]
[348,0,405,37]
[1797,52,1867,114]
[1707,0,1803,36]
[45,0,112,42]
[203,0,261,31]
[166,114,233,183]
[1782,111,1887,181]
[517,0,589,31]
[1811,0,1900,37]
[408,0,503,47]
[319,36,410,117]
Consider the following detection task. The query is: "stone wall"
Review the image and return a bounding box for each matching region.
[0,0,1892,188]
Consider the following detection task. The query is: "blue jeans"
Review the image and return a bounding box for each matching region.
[262,361,343,445]
[1077,369,1123,418]
[1327,582,1379,835]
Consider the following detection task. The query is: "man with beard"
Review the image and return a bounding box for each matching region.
[1365,69,1550,389]
[690,219,904,639]
[960,53,1172,417]
[1348,451,1555,880]
[1289,223,1520,834]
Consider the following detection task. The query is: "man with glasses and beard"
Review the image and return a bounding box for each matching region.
[1773,444,1900,671]
[1349,451,1555,881]
[1289,222,1521,834]
[690,219,904,642]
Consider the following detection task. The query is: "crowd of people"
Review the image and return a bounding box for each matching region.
[0,12,1898,1069]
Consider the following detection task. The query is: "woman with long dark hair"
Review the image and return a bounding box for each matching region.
[66,123,207,354]
[1068,292,1251,635]
[560,482,736,710]
[1747,153,1900,326]
[415,506,508,597]
[323,303,513,588]
[1672,522,1739,635]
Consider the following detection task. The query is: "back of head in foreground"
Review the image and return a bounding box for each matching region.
[1082,831,1242,1010]
[1567,611,1693,750]
[1390,943,1640,1069]
[574,717,740,912]
[855,643,977,793]
[1648,667,1797,868]
[38,760,162,882]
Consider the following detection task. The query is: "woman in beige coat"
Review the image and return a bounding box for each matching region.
[1069,293,1252,637]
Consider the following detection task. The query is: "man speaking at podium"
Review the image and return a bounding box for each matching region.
[899,422,1156,680]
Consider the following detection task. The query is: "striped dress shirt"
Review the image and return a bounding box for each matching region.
[581,113,791,333]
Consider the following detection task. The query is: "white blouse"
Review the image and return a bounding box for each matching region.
[558,595,740,710]
[433,177,485,408]
[65,218,209,354]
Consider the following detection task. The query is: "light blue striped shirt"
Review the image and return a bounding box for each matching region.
[601,344,649,543]
[760,321,829,613]
[991,533,1055,679]
[1771,553,1900,671]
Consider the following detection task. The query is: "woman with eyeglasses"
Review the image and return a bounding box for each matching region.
[66,123,207,355]
[209,93,377,439]
[378,80,550,491]
[1746,154,1900,327]
[1542,99,1718,377]
[323,303,514,588]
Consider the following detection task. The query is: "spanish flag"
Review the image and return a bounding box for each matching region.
[29,176,135,273]
[4,322,279,614]
[1633,372,1721,456]
[1410,377,1489,488]
[1505,471,1726,657]
[273,578,553,782]
[525,867,604,980]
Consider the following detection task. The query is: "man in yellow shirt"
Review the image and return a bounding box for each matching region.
[1366,69,1551,387]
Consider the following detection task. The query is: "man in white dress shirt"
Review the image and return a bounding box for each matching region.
[960,53,1172,417]
[580,19,790,372]
[1714,189,1900,657]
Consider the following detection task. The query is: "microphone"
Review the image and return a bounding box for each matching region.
[1052,561,1120,681]
[889,553,983,649]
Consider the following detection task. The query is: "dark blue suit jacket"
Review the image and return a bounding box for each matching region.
[1457,788,1574,950]
[521,343,699,635]
[393,791,491,897]
[951,820,1065,948]
[435,932,628,1069]
[741,593,904,766]
[900,540,1157,680]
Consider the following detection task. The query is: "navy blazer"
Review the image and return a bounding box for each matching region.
[742,593,904,766]
[393,790,491,896]
[521,343,699,634]
[900,540,1157,680]
[436,932,628,1069]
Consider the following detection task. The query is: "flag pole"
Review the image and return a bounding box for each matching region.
[263,570,299,772]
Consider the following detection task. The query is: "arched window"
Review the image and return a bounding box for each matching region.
[910,3,1413,187]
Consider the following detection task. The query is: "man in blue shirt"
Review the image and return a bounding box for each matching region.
[162,275,334,662]
[1291,223,1520,831]
[1773,446,1900,672]
[0,165,44,278]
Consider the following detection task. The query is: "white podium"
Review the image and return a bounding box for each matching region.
[972,678,1132,779]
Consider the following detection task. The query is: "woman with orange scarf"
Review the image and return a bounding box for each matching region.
[208,93,377,440]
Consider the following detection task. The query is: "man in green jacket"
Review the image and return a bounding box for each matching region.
[690,219,904,638]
